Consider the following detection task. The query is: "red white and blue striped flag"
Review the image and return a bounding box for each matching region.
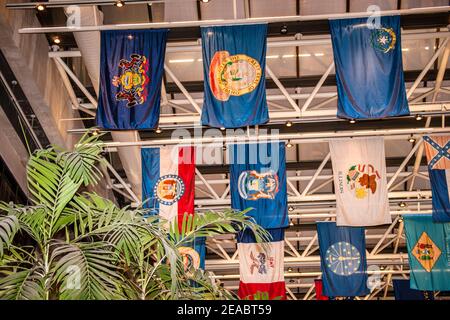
[237,228,286,300]
[141,146,195,227]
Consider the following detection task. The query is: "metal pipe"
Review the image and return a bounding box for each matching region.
[17,6,450,33]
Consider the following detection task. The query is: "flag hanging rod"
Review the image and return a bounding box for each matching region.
[46,30,450,54]
[6,0,163,9]
[82,127,450,148]
[17,6,450,34]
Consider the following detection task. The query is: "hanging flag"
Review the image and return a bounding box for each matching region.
[329,16,409,119]
[178,237,206,271]
[403,214,450,291]
[329,137,391,226]
[229,142,288,229]
[97,29,168,129]
[317,222,369,297]
[428,168,450,222]
[237,228,286,300]
[424,135,450,169]
[392,279,434,300]
[314,279,329,300]
[201,24,269,128]
[141,146,195,227]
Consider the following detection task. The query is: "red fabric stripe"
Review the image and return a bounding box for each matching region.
[238,281,286,300]
[177,146,195,232]
[314,279,328,300]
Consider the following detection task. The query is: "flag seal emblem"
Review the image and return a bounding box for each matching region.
[249,250,275,275]
[370,27,397,53]
[209,51,262,101]
[154,174,185,206]
[112,53,149,107]
[178,246,201,271]
[412,232,442,272]
[325,241,361,276]
[345,164,380,199]
[238,170,279,200]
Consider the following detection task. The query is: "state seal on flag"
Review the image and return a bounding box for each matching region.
[370,27,396,53]
[325,242,361,276]
[154,174,185,206]
[412,232,441,272]
[346,164,381,199]
[112,53,150,107]
[178,246,201,271]
[238,170,279,200]
[209,51,262,101]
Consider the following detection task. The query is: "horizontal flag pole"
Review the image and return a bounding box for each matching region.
[18,6,450,34]
[78,126,450,148]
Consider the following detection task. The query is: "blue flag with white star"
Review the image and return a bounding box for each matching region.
[317,222,369,297]
[329,16,409,119]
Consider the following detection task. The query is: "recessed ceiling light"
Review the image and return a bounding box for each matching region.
[200,0,210,3]
[286,141,293,148]
[155,127,162,134]
[285,121,293,127]
[115,0,125,8]
[36,4,46,11]
[289,220,294,227]
[398,201,407,208]
[220,127,226,131]
[408,136,416,143]
[53,37,61,44]
[349,119,356,124]
[415,114,423,121]
[280,25,288,35]
[288,206,294,212]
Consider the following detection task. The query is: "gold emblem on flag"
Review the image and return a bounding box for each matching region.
[412,232,441,272]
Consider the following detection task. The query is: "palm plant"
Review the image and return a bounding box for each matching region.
[0,133,269,300]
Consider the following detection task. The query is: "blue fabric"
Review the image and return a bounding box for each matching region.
[392,279,434,300]
[403,214,450,291]
[182,237,206,270]
[329,16,409,119]
[97,29,168,129]
[141,148,160,214]
[317,222,369,297]
[428,168,450,222]
[229,142,288,229]
[201,24,269,128]
[237,228,285,244]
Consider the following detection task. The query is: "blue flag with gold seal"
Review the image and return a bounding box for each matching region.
[96,29,168,129]
[329,16,409,119]
[317,222,369,297]
[201,24,269,128]
[403,214,450,291]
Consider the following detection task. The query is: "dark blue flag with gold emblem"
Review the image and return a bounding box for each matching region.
[96,29,168,129]
[329,16,409,119]
[201,24,269,128]
[317,222,369,297]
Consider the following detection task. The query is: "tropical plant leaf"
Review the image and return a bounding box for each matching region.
[0,265,46,300]
[0,215,20,258]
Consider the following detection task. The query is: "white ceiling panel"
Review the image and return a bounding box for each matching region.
[299,0,346,15]
[249,0,297,17]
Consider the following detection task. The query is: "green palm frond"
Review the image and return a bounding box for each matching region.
[0,214,20,258]
[50,241,125,300]
[0,265,46,300]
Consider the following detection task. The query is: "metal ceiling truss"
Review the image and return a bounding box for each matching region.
[36,7,450,299]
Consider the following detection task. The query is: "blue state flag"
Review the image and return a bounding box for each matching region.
[329,16,409,119]
[403,214,450,291]
[317,222,369,297]
[229,142,288,229]
[201,24,269,128]
[392,279,434,300]
[428,168,450,222]
[97,29,168,129]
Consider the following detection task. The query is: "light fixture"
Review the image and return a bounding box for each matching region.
[53,37,61,44]
[200,0,210,2]
[289,220,294,227]
[288,206,294,212]
[36,4,46,11]
[399,218,403,223]
[408,135,416,143]
[155,127,162,134]
[349,119,356,124]
[398,201,407,208]
[127,34,134,40]
[288,267,293,272]
[220,127,226,131]
[114,0,125,8]
[415,114,423,121]
[285,121,293,127]
[286,141,293,148]
[280,25,288,35]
